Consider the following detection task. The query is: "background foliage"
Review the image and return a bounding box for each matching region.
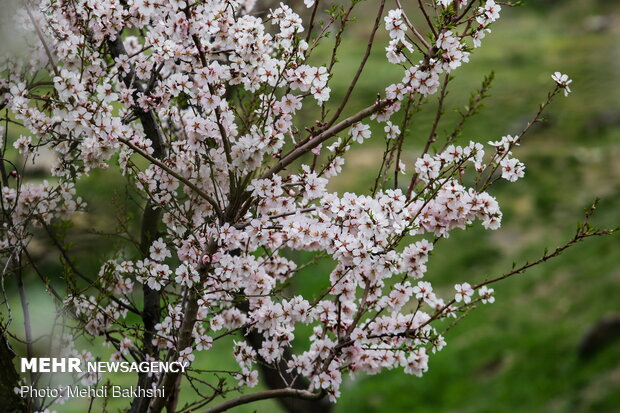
[5,0,620,412]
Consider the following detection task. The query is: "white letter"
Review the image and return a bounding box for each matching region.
[68,358,82,373]
[52,358,65,373]
[39,358,50,373]
[21,359,37,373]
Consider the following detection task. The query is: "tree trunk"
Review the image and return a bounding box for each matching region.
[0,333,28,413]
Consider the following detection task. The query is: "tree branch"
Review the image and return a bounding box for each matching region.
[117,137,223,218]
[324,0,386,129]
[261,99,392,179]
[202,388,324,413]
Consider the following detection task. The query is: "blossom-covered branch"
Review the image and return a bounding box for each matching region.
[0,0,615,412]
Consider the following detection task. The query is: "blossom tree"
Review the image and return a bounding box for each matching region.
[0,0,615,412]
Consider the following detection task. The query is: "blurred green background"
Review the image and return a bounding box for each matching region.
[5,0,620,412]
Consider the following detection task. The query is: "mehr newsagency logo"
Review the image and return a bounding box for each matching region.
[17,357,188,399]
